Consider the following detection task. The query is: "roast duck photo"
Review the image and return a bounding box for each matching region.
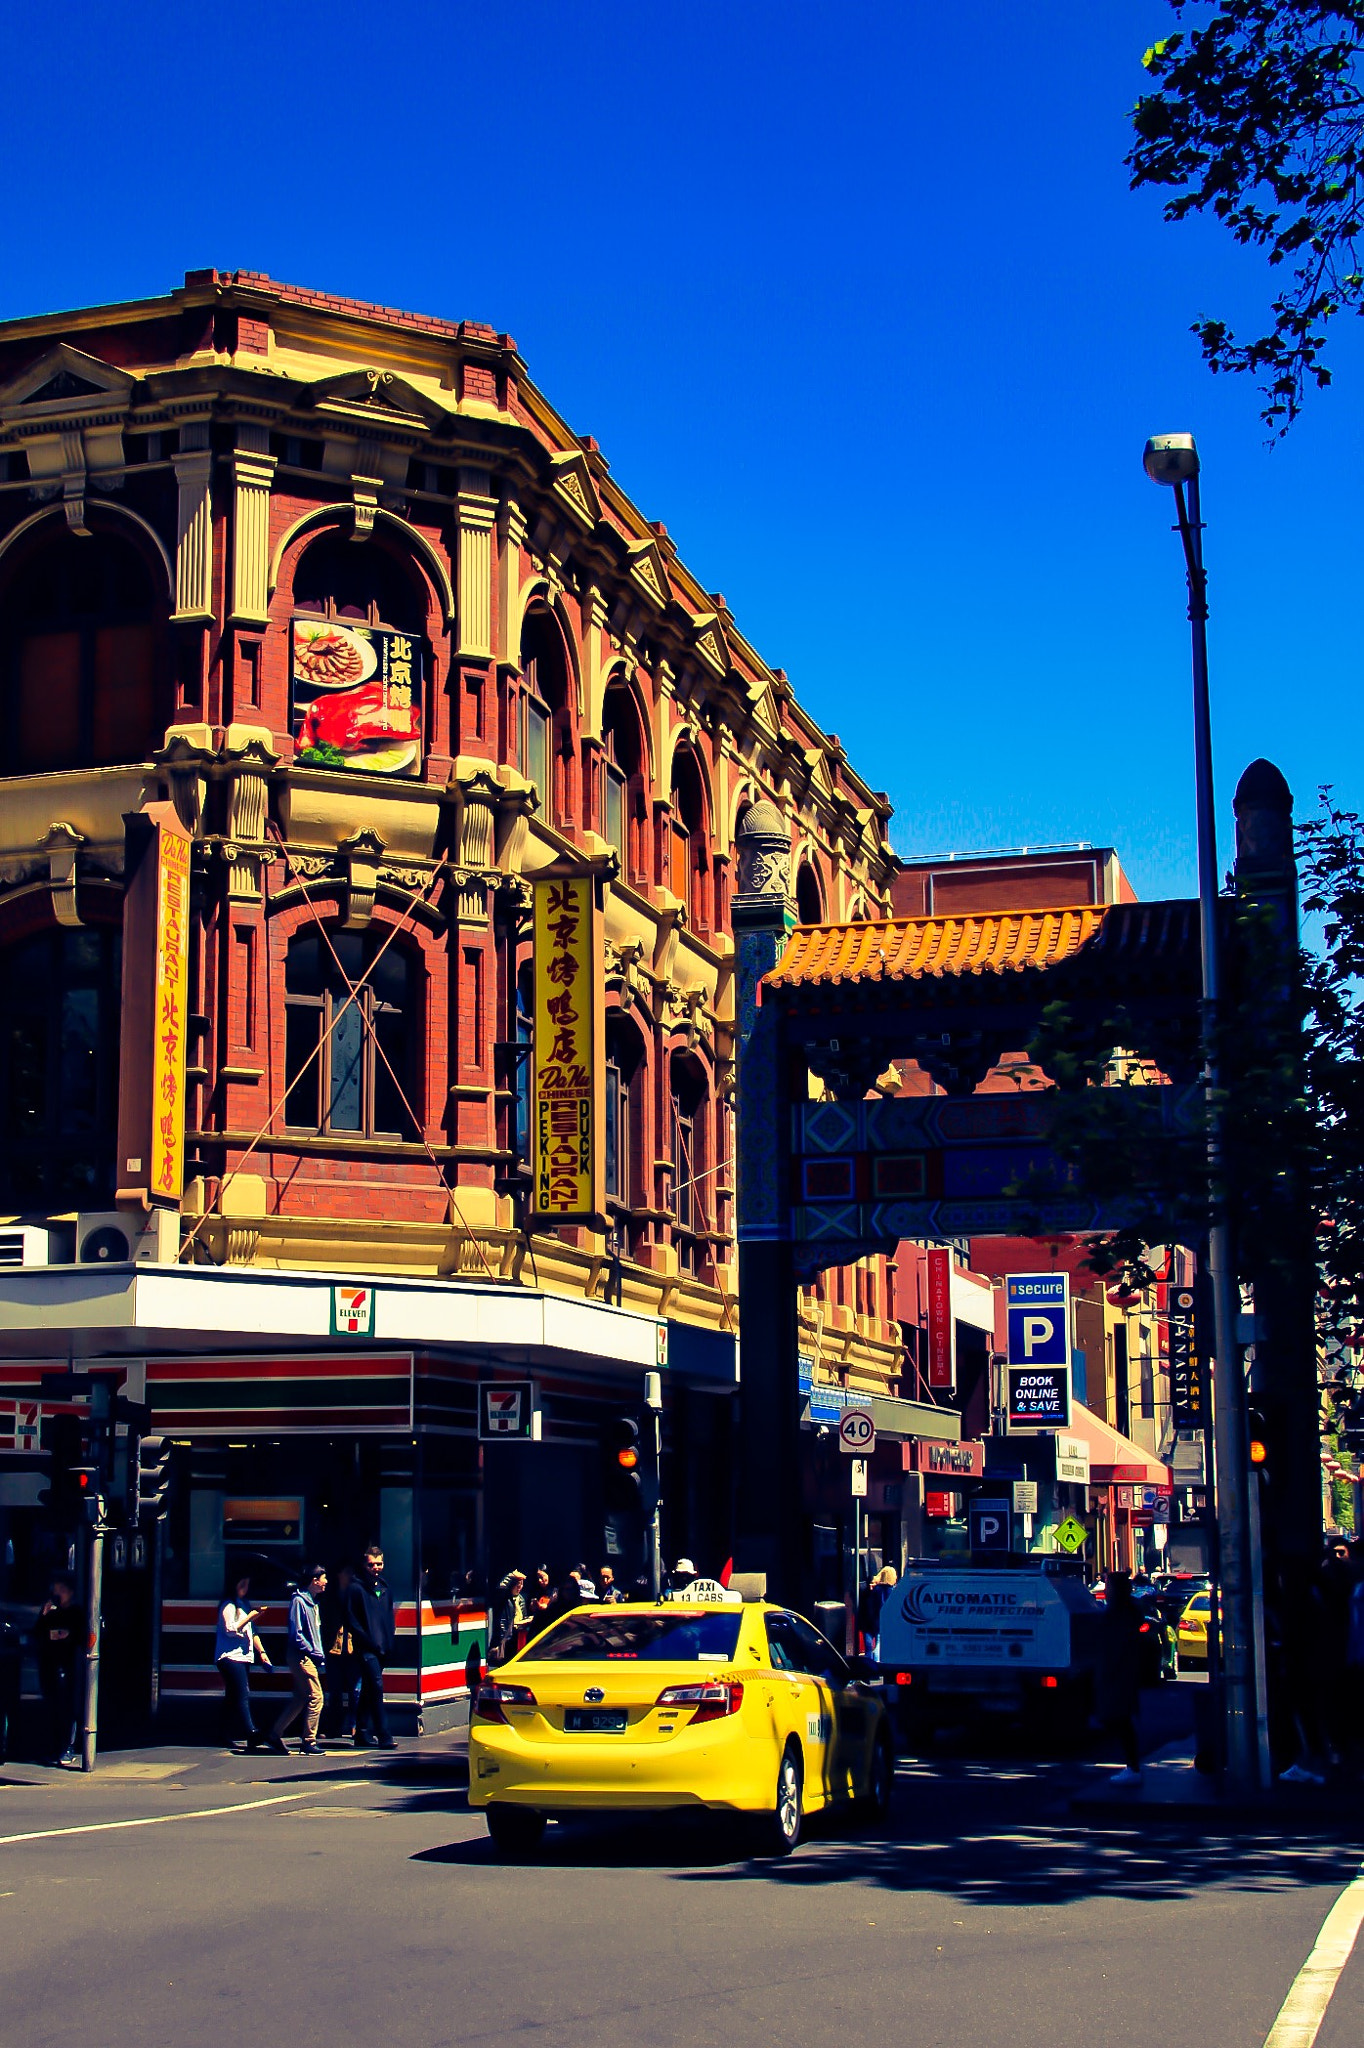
[300,679,415,754]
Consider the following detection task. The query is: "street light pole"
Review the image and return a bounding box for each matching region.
[1144,434,1270,1790]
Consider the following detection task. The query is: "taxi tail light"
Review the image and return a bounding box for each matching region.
[655,1680,744,1724]
[1040,1675,1059,1690]
[894,1671,913,1687]
[473,1682,537,1724]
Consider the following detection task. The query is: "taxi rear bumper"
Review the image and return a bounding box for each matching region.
[467,1714,777,1813]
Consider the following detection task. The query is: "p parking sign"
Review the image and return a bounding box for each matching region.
[1006,1273,1069,1368]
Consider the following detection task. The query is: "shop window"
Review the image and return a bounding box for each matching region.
[283,930,418,1139]
[605,1059,628,1203]
[604,1016,646,1211]
[1,526,166,774]
[292,533,425,631]
[513,964,533,1167]
[0,926,121,1210]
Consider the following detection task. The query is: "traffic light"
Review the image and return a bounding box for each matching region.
[604,1415,642,1514]
[1247,1405,1269,1472]
[39,1413,90,1520]
[133,1435,171,1521]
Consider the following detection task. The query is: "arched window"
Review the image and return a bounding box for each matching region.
[1,525,166,774]
[604,1013,647,1210]
[669,1049,710,1274]
[289,533,427,775]
[0,926,121,1209]
[795,861,825,925]
[521,609,574,828]
[283,930,419,1139]
[601,677,648,880]
[669,744,710,930]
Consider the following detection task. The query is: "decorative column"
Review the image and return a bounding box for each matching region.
[732,799,802,1600]
[456,470,497,660]
[230,426,276,624]
[172,422,214,620]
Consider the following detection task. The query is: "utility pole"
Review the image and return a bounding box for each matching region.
[81,1497,109,1773]
[1144,435,1270,1789]
[644,1370,663,1600]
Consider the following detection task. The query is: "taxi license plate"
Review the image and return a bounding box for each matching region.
[564,1709,627,1732]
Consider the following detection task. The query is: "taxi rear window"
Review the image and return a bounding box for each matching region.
[528,1611,742,1662]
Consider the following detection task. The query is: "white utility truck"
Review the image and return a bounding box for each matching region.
[877,1562,1103,1743]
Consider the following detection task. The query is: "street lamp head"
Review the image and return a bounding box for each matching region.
[1143,432,1200,486]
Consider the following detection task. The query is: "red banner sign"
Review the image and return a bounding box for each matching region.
[913,1438,984,1478]
[925,1246,955,1391]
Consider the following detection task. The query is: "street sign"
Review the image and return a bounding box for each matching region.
[839,1407,875,1455]
[478,1381,536,1440]
[1054,1433,1090,1483]
[1167,1283,1205,1428]
[849,1458,868,1498]
[1053,1515,1088,1554]
[969,1497,1011,1551]
[1013,1480,1038,1515]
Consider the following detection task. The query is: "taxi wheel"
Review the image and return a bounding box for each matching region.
[752,1743,803,1858]
[861,1732,894,1825]
[485,1805,547,1858]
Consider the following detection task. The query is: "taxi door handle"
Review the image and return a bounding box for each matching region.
[787,1681,802,1696]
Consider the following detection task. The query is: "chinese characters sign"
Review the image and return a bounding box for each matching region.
[1167,1282,1204,1429]
[925,1245,955,1390]
[150,822,191,1201]
[531,874,603,1221]
[291,619,422,776]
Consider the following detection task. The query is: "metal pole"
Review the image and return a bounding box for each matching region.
[649,1404,663,1602]
[148,1516,164,1722]
[81,1513,106,1772]
[1175,475,1269,1789]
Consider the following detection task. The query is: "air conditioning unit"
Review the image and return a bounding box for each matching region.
[76,1209,180,1267]
[0,1225,51,1268]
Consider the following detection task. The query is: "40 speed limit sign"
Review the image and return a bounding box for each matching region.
[838,1406,876,1454]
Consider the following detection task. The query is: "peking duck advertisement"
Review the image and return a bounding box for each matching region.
[291,619,422,776]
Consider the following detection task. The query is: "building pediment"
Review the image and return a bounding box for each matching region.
[0,343,136,418]
[548,449,600,531]
[625,536,671,611]
[302,369,451,432]
[691,609,733,680]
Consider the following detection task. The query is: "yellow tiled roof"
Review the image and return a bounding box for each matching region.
[765,907,1109,989]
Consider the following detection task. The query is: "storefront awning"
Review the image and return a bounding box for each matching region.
[1064,1400,1171,1485]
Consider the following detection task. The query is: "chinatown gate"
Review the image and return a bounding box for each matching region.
[729,765,1319,1629]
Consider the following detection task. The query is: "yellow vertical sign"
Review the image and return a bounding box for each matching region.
[149,824,191,1202]
[531,873,602,1221]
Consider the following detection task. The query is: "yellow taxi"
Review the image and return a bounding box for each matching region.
[468,1595,895,1857]
[1176,1589,1217,1669]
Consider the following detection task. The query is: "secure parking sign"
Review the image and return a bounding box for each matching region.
[1006,1273,1071,1433]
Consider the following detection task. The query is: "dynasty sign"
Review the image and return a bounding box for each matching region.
[531,873,604,1221]
[1167,1283,1204,1429]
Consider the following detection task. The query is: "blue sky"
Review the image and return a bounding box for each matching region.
[2,0,1358,900]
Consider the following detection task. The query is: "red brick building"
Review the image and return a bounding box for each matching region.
[0,271,914,1723]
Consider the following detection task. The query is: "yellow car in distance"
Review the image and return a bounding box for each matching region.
[468,1598,895,1857]
[1176,1589,1218,1669]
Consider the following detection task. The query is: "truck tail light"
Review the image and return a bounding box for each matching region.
[473,1682,537,1724]
[1040,1675,1059,1690]
[894,1671,913,1687]
[655,1681,744,1724]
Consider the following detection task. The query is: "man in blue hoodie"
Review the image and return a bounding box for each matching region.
[259,1564,327,1756]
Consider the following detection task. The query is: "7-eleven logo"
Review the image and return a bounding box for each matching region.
[480,1384,532,1438]
[332,1286,373,1335]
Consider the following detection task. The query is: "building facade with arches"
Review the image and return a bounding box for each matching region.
[0,273,909,1723]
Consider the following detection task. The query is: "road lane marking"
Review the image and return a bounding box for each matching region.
[1265,1866,1364,2048]
[0,1791,319,1846]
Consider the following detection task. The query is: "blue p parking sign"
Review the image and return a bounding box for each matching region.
[1006,1273,1069,1367]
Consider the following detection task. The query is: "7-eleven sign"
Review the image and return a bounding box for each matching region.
[478,1382,535,1440]
[331,1286,374,1336]
[0,1399,41,1453]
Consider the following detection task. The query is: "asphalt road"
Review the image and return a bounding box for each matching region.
[2,1731,1363,2048]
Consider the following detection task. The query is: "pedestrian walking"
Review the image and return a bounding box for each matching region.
[597,1566,624,1603]
[1096,1571,1145,1786]
[573,1564,598,1601]
[321,1564,358,1739]
[492,1569,528,1661]
[858,1566,897,1662]
[528,1566,553,1618]
[0,1611,21,1765]
[215,1573,270,1749]
[260,1565,327,1756]
[344,1543,397,1749]
[35,1575,85,1765]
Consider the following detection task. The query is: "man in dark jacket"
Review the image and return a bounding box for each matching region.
[1097,1571,1146,1786]
[345,1543,396,1749]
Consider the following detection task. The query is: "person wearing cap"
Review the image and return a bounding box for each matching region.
[664,1557,697,1600]
[492,1568,529,1661]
